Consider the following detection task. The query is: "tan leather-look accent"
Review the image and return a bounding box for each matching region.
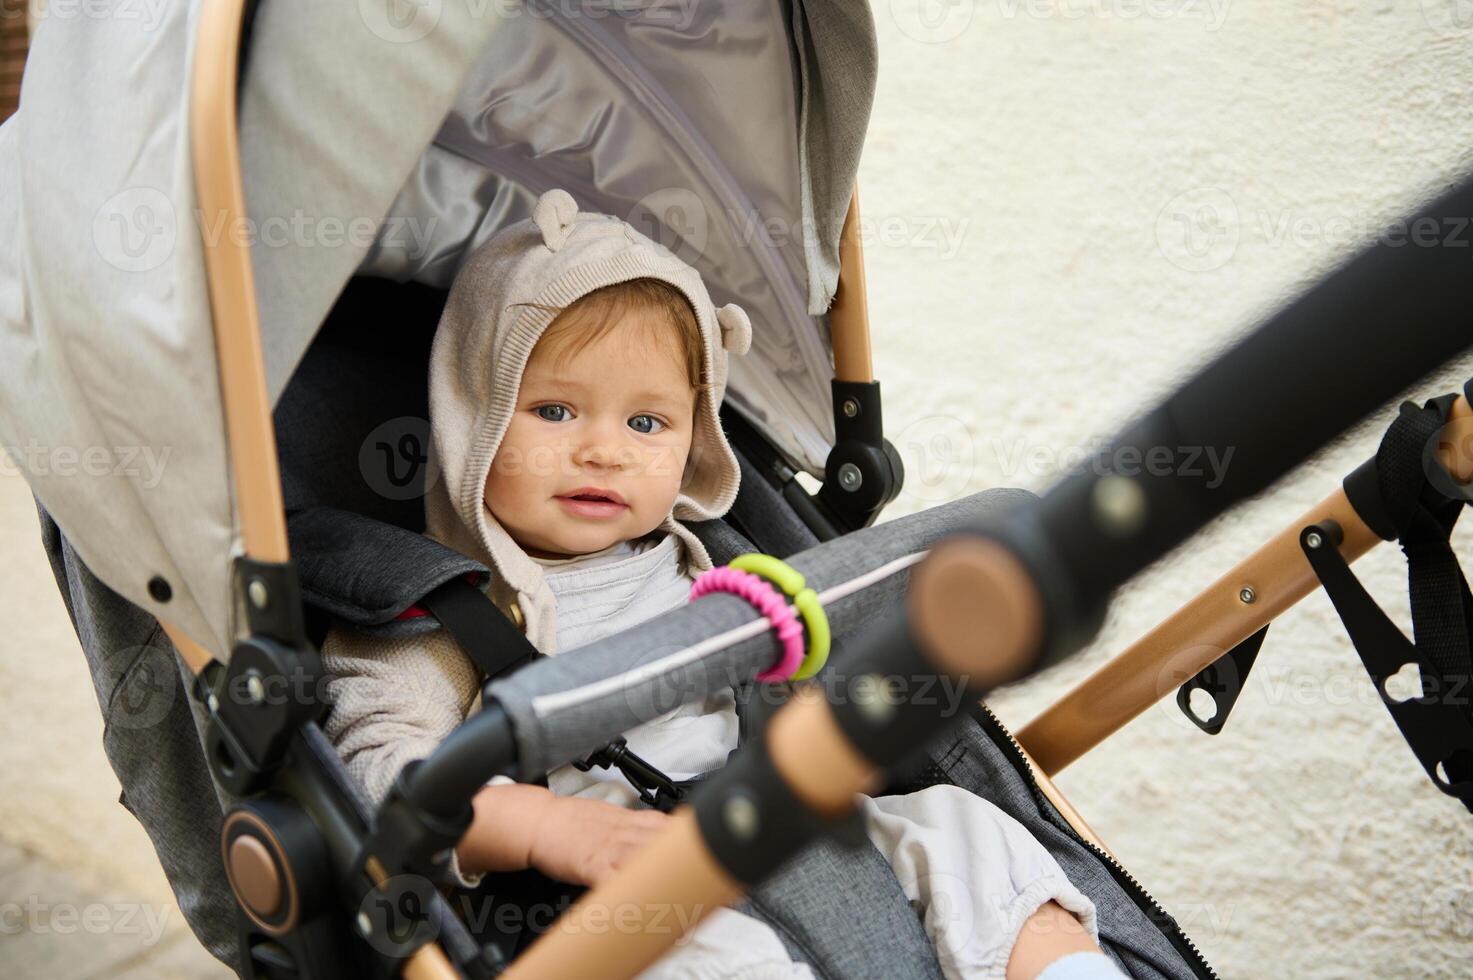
[158,618,217,677]
[191,0,290,565]
[908,536,1043,690]
[1439,395,1473,484]
[830,184,873,384]
[221,810,298,936]
[502,808,743,980]
[768,682,885,816]
[402,945,460,980]
[228,834,282,917]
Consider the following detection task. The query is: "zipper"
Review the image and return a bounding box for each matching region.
[972,702,1221,980]
[549,12,819,339]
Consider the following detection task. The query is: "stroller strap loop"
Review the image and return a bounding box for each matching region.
[1309,388,1473,809]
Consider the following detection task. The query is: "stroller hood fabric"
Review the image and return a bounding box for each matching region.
[0,2,876,658]
[423,187,751,649]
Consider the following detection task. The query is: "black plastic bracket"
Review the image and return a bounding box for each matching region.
[573,736,687,813]
[692,729,869,887]
[1177,625,1269,735]
[1301,520,1473,807]
[361,760,474,885]
[815,380,904,533]
[202,558,325,796]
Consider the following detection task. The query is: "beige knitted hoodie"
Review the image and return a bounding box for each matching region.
[319,188,752,886]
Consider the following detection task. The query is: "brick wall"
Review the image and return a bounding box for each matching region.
[1,6,28,123]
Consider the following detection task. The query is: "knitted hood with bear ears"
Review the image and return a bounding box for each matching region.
[422,188,753,652]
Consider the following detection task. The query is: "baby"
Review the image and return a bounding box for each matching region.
[321,189,1125,979]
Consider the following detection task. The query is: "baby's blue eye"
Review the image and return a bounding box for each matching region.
[536,405,570,422]
[629,414,664,435]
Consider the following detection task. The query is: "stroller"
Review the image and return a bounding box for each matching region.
[5,2,1472,977]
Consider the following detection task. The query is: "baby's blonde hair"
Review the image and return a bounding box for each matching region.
[513,279,712,403]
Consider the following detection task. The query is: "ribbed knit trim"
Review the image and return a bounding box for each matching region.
[458,247,740,600]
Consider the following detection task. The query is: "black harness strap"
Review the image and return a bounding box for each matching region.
[418,577,540,684]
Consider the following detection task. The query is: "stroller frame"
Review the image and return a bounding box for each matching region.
[83,1,1471,977]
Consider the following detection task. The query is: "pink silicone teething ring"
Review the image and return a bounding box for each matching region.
[690,567,805,682]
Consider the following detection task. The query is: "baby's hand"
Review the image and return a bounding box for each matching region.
[528,795,669,886]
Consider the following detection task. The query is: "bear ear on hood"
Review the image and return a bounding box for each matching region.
[532,189,579,251]
[716,303,752,356]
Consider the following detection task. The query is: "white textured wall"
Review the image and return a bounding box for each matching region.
[868,2,1473,976]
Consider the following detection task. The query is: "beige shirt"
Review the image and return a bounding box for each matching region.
[320,530,737,888]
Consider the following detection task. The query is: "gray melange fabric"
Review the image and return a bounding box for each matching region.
[488,488,1036,776]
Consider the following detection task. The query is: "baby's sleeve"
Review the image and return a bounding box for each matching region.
[319,623,486,889]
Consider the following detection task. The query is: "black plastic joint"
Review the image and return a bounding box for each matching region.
[692,734,868,888]
[363,760,475,881]
[826,610,977,770]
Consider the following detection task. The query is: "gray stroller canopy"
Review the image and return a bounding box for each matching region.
[0,0,877,657]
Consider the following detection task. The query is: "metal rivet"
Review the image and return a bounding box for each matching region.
[1305,531,1324,550]
[356,911,373,937]
[245,673,266,705]
[247,577,270,610]
[842,399,860,418]
[838,463,863,492]
[207,693,220,714]
[853,674,897,725]
[722,794,760,841]
[1238,586,1256,605]
[1091,475,1147,537]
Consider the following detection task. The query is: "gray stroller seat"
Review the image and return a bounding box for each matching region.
[36,275,1214,978]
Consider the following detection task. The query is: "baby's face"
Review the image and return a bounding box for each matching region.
[484,312,698,559]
